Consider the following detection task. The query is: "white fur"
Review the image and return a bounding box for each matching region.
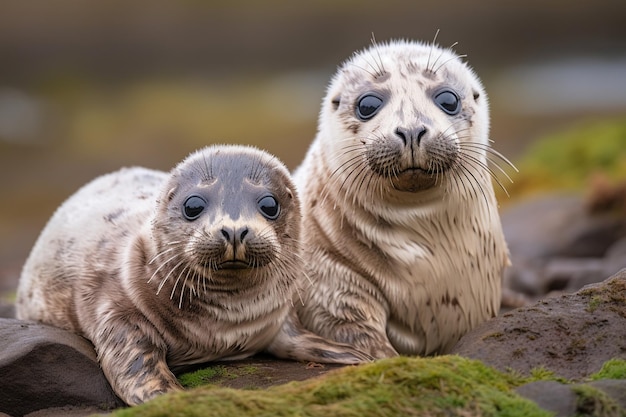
[294,40,509,356]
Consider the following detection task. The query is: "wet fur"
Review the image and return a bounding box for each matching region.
[294,39,512,357]
[16,145,370,405]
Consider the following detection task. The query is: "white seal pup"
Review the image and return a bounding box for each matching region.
[294,39,512,358]
[16,145,370,405]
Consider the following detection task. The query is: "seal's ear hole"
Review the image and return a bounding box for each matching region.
[285,187,294,200]
[331,96,341,111]
[166,186,177,202]
[473,91,480,101]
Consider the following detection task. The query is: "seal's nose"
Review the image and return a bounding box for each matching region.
[220,226,249,246]
[395,126,427,147]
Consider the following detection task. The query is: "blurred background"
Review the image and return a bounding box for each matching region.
[1,0,625,293]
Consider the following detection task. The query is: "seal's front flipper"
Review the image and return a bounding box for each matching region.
[94,315,182,405]
[266,309,374,364]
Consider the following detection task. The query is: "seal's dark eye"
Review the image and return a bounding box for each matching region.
[258,195,280,220]
[434,90,461,115]
[182,195,206,221]
[356,94,383,121]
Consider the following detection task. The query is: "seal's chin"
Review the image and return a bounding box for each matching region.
[390,168,438,192]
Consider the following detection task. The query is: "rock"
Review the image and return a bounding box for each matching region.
[451,270,626,380]
[0,318,344,416]
[515,380,626,417]
[587,380,626,410]
[543,258,606,293]
[0,319,123,417]
[502,194,626,297]
[23,405,111,417]
[23,405,113,417]
[175,354,346,390]
[515,381,577,417]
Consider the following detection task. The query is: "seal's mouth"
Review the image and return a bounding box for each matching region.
[394,166,442,180]
[390,167,439,192]
[400,167,436,175]
[216,260,250,270]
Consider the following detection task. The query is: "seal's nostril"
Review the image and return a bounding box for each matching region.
[221,227,249,244]
[395,127,407,145]
[416,127,427,143]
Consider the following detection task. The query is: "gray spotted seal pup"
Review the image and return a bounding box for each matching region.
[16,145,370,405]
[294,39,513,358]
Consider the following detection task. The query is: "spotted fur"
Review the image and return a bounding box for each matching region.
[294,39,512,357]
[16,145,370,405]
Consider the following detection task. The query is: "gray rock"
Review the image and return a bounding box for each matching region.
[515,381,577,417]
[24,405,111,417]
[452,270,626,380]
[503,195,588,261]
[502,194,626,297]
[543,257,606,293]
[0,319,123,417]
[587,379,626,410]
[515,380,626,417]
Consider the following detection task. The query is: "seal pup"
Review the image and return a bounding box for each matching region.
[294,39,513,358]
[16,145,370,405]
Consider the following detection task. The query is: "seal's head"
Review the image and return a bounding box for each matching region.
[320,39,493,198]
[151,145,300,295]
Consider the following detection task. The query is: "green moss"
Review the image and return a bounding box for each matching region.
[571,384,623,417]
[103,357,626,417]
[178,367,222,388]
[500,118,626,201]
[579,276,626,319]
[528,366,568,384]
[110,356,550,417]
[588,295,603,313]
[178,364,260,388]
[239,365,260,375]
[590,359,626,381]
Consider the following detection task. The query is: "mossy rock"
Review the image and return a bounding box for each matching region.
[580,274,626,319]
[499,118,626,202]
[571,384,624,417]
[108,356,550,417]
